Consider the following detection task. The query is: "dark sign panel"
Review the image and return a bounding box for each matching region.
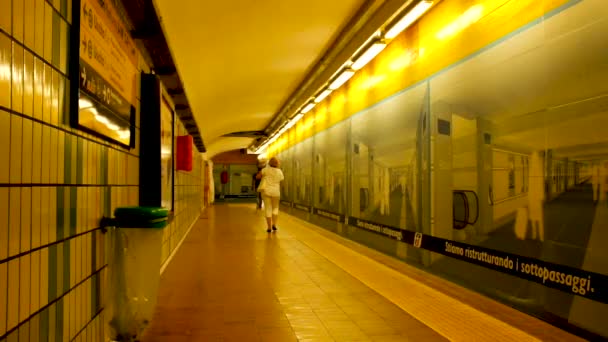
[313,208,344,223]
[347,217,608,304]
[74,0,138,146]
[293,203,311,212]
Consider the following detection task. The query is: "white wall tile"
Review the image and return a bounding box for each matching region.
[39,247,48,308]
[11,42,24,113]
[51,70,59,126]
[48,302,56,342]
[8,188,21,257]
[0,0,11,34]
[23,50,34,117]
[19,253,31,322]
[33,58,44,120]
[41,125,50,183]
[22,118,33,183]
[59,18,67,72]
[70,136,77,184]
[65,292,71,342]
[0,261,6,336]
[47,187,56,244]
[31,122,42,183]
[30,250,40,314]
[12,0,24,42]
[56,243,63,298]
[20,187,31,253]
[50,128,58,183]
[39,187,49,246]
[31,187,41,249]
[9,115,23,184]
[24,0,36,49]
[43,64,51,123]
[0,188,8,261]
[34,0,44,56]
[29,314,39,342]
[82,140,89,185]
[0,33,11,109]
[0,110,10,183]
[7,259,20,331]
[58,131,65,183]
[70,239,75,288]
[43,2,52,62]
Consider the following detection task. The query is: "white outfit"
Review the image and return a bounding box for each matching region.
[261,167,284,218]
[261,167,284,198]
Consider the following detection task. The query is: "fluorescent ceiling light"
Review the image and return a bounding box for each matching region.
[328,69,355,90]
[314,89,332,103]
[256,142,270,154]
[385,0,433,39]
[300,102,315,114]
[278,125,289,135]
[351,42,387,70]
[291,113,304,124]
[286,113,303,129]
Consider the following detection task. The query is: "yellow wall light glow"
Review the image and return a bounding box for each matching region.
[362,75,387,89]
[436,4,484,40]
[385,0,433,39]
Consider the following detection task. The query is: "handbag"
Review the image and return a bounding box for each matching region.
[257,177,267,192]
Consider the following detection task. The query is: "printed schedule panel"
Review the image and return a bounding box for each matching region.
[75,0,138,146]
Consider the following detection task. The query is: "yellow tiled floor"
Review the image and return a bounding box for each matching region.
[143,204,446,341]
[143,204,581,342]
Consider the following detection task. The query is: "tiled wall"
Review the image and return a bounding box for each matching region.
[161,120,202,265]
[0,0,203,340]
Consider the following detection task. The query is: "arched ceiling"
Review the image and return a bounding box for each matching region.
[153,0,368,157]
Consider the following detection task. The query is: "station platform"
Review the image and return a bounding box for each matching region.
[142,204,583,342]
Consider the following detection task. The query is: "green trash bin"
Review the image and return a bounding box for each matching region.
[109,207,169,341]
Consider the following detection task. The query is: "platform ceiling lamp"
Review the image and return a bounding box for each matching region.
[351,40,387,70]
[286,113,304,129]
[328,69,356,90]
[300,102,316,114]
[384,0,433,39]
[314,89,332,103]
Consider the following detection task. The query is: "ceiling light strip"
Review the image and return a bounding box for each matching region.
[314,89,332,103]
[351,41,387,70]
[256,0,435,153]
[385,0,433,39]
[328,69,355,90]
[300,102,316,114]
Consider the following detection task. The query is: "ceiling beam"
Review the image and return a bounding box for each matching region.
[254,0,417,149]
[121,0,207,152]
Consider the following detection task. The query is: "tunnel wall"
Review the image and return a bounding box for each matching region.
[268,0,608,338]
[0,0,203,340]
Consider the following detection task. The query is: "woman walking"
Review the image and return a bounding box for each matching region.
[256,157,284,233]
